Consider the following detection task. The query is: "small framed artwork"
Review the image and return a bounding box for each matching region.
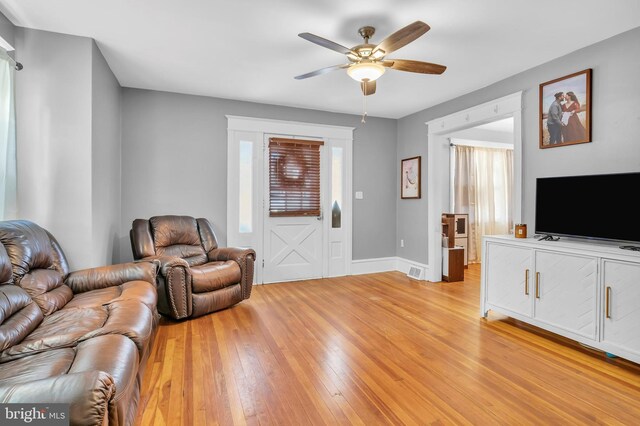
[401,156,421,199]
[539,68,592,149]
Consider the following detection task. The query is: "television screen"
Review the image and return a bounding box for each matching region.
[535,172,640,243]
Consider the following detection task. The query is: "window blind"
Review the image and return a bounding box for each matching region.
[269,138,323,217]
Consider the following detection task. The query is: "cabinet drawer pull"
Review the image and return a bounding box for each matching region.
[535,272,540,299]
[606,286,612,319]
[525,269,529,295]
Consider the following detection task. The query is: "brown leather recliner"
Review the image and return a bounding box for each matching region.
[130,215,255,319]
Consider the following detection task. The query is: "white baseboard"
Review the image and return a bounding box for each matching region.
[351,257,398,275]
[350,256,431,280]
[396,257,430,280]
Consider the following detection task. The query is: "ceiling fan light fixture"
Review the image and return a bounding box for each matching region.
[347,62,385,82]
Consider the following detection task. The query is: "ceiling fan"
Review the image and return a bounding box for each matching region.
[295,21,446,96]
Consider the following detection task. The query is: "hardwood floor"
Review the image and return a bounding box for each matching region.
[136,265,640,425]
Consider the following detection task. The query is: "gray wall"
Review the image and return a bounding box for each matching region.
[91,41,122,266]
[0,10,13,49]
[15,28,94,270]
[119,88,397,262]
[396,115,429,264]
[397,26,640,264]
[14,28,122,270]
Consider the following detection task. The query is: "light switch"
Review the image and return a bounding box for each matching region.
[355,191,364,200]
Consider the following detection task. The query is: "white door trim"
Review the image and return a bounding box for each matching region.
[425,91,523,282]
[227,116,354,284]
[227,115,354,139]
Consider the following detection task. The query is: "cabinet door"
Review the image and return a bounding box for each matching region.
[486,243,532,317]
[602,260,640,355]
[534,251,597,339]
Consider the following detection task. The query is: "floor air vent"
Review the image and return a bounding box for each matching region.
[407,266,423,280]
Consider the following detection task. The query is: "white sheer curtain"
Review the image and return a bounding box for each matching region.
[453,144,513,263]
[0,48,17,220]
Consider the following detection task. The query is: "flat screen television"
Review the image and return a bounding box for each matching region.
[535,172,640,243]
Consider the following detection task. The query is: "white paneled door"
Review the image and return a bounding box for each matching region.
[263,215,323,283]
[262,135,324,284]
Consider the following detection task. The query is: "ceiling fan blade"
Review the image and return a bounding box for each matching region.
[373,21,430,56]
[360,80,376,96]
[382,59,446,74]
[298,32,358,56]
[294,64,349,80]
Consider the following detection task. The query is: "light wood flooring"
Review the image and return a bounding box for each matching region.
[136,265,640,425]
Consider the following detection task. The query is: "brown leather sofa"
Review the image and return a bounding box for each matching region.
[130,215,255,319]
[0,220,159,426]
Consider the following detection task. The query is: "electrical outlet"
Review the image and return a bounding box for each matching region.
[400,239,404,248]
[355,191,364,200]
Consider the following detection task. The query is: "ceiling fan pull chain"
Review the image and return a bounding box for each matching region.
[361,86,367,123]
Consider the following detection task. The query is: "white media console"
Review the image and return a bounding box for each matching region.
[481,235,640,364]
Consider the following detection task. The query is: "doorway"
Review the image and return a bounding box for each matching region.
[425,92,523,282]
[448,117,515,265]
[226,116,353,285]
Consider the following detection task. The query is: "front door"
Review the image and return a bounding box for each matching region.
[263,215,323,283]
[262,135,324,284]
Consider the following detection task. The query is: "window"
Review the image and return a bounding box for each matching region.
[269,138,323,217]
[331,147,343,228]
[238,140,253,233]
[0,48,17,220]
[452,143,514,263]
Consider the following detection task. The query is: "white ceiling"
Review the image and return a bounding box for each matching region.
[2,1,639,119]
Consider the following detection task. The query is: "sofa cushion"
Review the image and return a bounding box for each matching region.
[191,261,241,293]
[150,216,207,265]
[19,269,73,315]
[0,244,11,285]
[82,300,155,355]
[1,306,107,361]
[1,298,155,362]
[196,218,219,255]
[0,284,43,351]
[0,220,62,282]
[0,348,75,385]
[63,280,157,312]
[0,221,71,315]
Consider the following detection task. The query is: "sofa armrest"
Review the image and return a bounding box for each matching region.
[208,247,256,299]
[141,256,192,320]
[0,371,116,426]
[142,255,189,275]
[65,261,158,294]
[208,247,256,264]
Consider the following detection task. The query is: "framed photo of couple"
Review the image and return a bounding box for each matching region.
[539,69,592,149]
